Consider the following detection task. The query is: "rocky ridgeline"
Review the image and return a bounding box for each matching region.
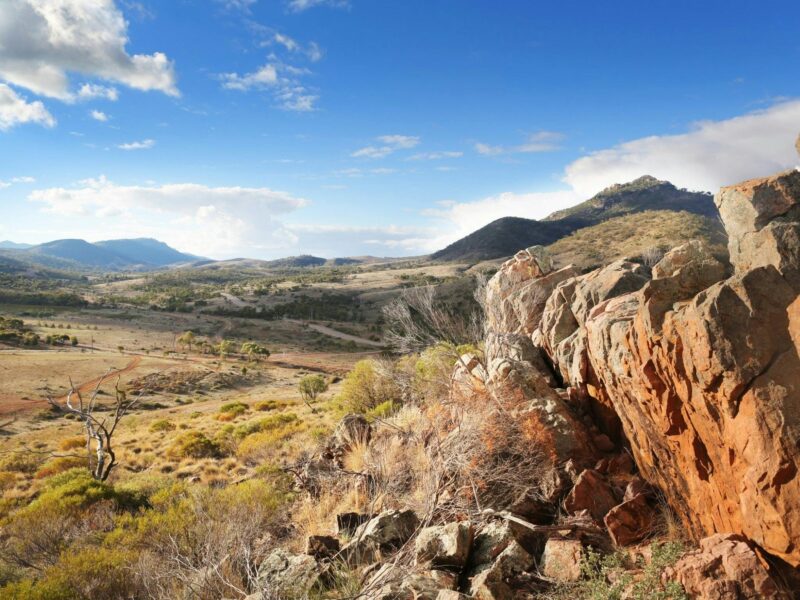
[252,159,800,599]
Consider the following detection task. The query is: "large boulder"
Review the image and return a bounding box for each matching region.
[603,493,656,546]
[564,468,619,523]
[664,533,789,599]
[583,169,800,565]
[540,537,583,582]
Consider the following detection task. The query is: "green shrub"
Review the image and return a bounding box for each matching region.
[149,419,176,433]
[34,457,86,479]
[365,400,396,421]
[336,359,399,414]
[166,431,221,459]
[0,452,44,474]
[218,401,248,417]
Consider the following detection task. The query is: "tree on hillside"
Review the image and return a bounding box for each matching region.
[177,331,196,352]
[241,342,270,362]
[46,374,142,481]
[298,374,328,409]
[217,339,235,360]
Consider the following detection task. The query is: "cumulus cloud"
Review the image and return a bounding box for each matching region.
[351,135,420,158]
[117,139,155,150]
[77,83,119,102]
[90,110,109,122]
[0,0,178,101]
[564,99,800,196]
[28,177,308,258]
[222,65,278,90]
[475,131,564,156]
[0,84,55,130]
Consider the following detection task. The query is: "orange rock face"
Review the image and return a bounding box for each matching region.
[583,170,800,565]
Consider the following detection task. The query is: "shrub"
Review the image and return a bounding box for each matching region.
[218,401,248,417]
[254,400,285,411]
[236,420,304,465]
[299,374,328,406]
[365,400,396,421]
[0,471,16,491]
[35,457,86,479]
[58,436,86,452]
[166,431,221,459]
[0,452,44,473]
[336,359,399,414]
[149,419,176,433]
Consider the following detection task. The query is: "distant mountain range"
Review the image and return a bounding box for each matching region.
[0,238,200,271]
[431,176,719,262]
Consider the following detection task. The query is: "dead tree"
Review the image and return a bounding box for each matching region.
[46,371,141,481]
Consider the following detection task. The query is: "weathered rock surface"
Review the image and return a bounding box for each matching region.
[306,534,340,560]
[564,468,618,523]
[485,246,580,336]
[603,493,656,546]
[664,533,789,599]
[582,169,800,564]
[415,521,473,570]
[469,539,535,600]
[342,509,420,565]
[540,537,583,582]
[257,548,322,597]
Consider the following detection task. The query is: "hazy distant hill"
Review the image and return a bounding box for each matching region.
[1,238,199,271]
[0,241,32,250]
[431,176,718,262]
[263,255,327,269]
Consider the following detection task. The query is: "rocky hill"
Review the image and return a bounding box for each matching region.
[252,162,800,598]
[431,176,718,262]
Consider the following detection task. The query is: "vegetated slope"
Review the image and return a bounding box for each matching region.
[432,175,718,262]
[546,210,728,269]
[431,217,573,262]
[95,238,198,267]
[264,255,327,268]
[26,239,133,270]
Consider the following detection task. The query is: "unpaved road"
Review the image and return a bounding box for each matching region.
[284,319,384,348]
[220,292,248,308]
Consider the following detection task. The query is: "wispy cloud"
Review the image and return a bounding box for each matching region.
[221,61,318,111]
[77,84,119,102]
[408,150,463,160]
[475,131,565,156]
[351,134,420,158]
[287,0,350,13]
[90,110,109,122]
[117,139,155,150]
[0,176,35,188]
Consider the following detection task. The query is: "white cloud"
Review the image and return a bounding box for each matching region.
[222,65,278,91]
[333,167,398,177]
[28,177,308,258]
[90,110,109,122]
[0,84,55,130]
[0,0,178,100]
[564,99,800,196]
[77,83,119,102]
[217,0,257,11]
[287,0,349,12]
[408,150,463,160]
[351,134,420,158]
[269,33,324,62]
[475,131,564,156]
[117,139,155,150]
[12,176,35,183]
[222,62,317,111]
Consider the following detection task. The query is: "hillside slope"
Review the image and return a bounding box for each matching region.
[432,175,718,262]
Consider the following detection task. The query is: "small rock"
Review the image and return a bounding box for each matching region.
[336,511,371,536]
[470,540,534,599]
[342,509,420,565]
[604,493,656,546]
[436,591,470,600]
[415,521,473,570]
[540,537,583,582]
[564,469,618,523]
[306,534,340,559]
[592,433,615,452]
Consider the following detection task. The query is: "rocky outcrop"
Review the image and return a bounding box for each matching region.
[257,548,323,597]
[415,522,474,570]
[582,170,800,565]
[664,533,789,599]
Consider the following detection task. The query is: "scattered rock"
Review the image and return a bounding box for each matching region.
[540,537,583,582]
[415,521,474,570]
[604,493,656,546]
[436,591,470,600]
[343,509,420,565]
[470,539,535,600]
[564,469,618,523]
[664,533,790,599]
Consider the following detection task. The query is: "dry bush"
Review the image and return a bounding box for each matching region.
[58,436,87,452]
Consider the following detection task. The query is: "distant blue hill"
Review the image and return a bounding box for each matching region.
[0,240,33,250]
[0,238,201,271]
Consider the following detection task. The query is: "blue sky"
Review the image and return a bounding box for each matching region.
[1,0,799,259]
